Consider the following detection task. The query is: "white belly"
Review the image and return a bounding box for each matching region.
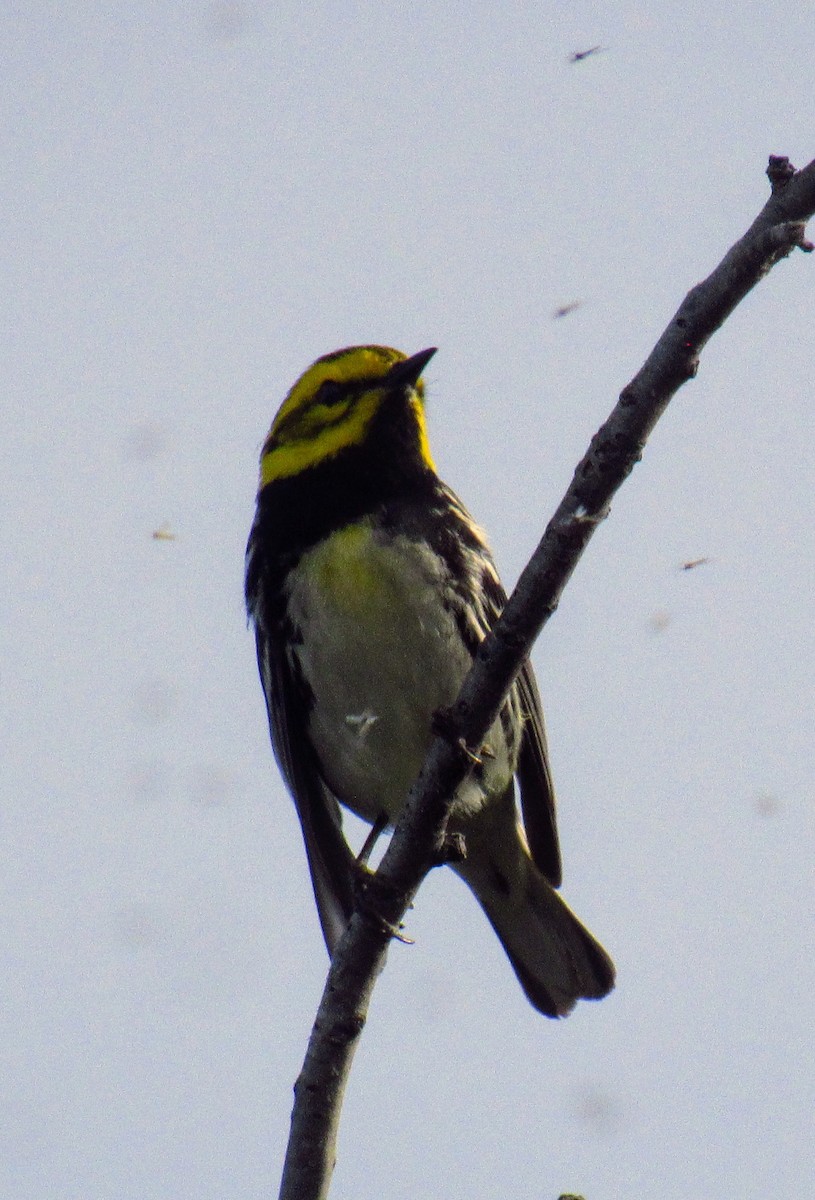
[285,522,513,824]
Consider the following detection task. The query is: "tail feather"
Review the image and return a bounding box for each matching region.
[453,797,615,1017]
[480,868,615,1017]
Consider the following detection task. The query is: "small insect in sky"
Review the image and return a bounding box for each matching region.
[680,557,712,571]
[568,45,605,63]
[151,525,178,542]
[552,301,583,320]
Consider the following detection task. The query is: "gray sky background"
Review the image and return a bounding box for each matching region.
[3,4,814,1198]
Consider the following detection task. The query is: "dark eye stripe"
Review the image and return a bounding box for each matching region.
[316,378,345,405]
[268,393,352,448]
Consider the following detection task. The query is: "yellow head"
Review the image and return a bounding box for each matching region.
[259,345,437,489]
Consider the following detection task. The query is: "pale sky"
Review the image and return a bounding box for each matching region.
[2,4,813,1198]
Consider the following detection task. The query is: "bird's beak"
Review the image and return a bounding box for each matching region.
[386,347,437,390]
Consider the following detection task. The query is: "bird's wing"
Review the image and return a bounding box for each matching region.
[481,570,562,887]
[255,626,357,953]
[514,660,562,886]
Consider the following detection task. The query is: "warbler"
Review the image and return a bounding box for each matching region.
[245,345,614,1017]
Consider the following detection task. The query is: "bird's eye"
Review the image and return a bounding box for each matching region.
[316,378,344,405]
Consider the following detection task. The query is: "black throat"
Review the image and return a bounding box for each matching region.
[251,389,436,561]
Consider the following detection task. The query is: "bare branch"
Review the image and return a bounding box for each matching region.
[278,155,815,1200]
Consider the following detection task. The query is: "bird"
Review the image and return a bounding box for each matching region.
[245,345,614,1017]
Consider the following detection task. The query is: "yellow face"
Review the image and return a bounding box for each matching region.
[259,345,435,488]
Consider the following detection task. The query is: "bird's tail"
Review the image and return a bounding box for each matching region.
[452,794,615,1018]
